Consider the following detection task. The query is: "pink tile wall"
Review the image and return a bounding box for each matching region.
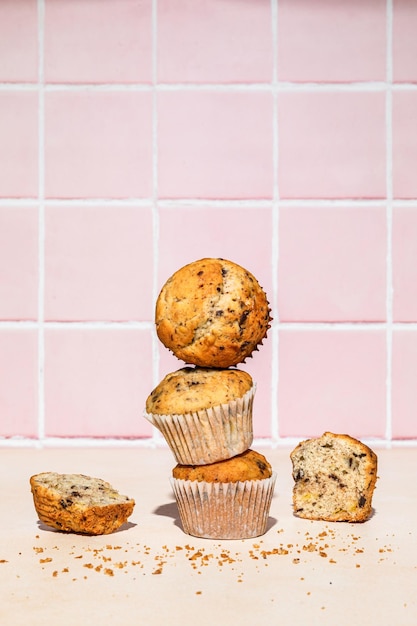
[1,0,416,444]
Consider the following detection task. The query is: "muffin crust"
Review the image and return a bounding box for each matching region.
[172,449,272,483]
[30,472,135,535]
[146,366,253,415]
[155,258,271,368]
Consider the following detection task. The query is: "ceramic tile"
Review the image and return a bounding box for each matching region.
[157,91,273,199]
[157,205,273,299]
[1,0,416,445]
[278,0,386,82]
[0,92,38,198]
[44,0,152,84]
[278,330,386,438]
[392,205,417,321]
[0,207,38,320]
[44,91,153,199]
[392,330,417,438]
[0,0,38,82]
[44,328,154,438]
[157,0,272,83]
[392,92,417,199]
[278,205,386,322]
[393,0,417,83]
[44,205,153,322]
[277,91,386,199]
[0,330,38,437]
[234,336,273,439]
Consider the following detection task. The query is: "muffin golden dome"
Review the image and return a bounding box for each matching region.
[171,450,276,539]
[155,258,271,368]
[146,366,253,415]
[172,449,272,482]
[144,367,255,465]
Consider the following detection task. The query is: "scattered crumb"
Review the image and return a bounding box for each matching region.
[14,525,395,583]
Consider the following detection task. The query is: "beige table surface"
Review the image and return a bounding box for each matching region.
[0,445,416,626]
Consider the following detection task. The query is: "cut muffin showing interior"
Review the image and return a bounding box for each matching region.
[30,472,135,535]
[290,432,378,522]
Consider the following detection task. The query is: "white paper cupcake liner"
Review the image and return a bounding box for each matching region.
[144,384,255,465]
[170,472,277,539]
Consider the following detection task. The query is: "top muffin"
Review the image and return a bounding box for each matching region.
[155,258,271,368]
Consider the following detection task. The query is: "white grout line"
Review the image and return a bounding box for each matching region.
[2,81,417,93]
[4,320,417,331]
[151,0,161,445]
[1,435,416,450]
[0,321,154,330]
[271,0,279,441]
[277,322,388,330]
[42,198,153,207]
[157,198,274,208]
[37,0,45,441]
[2,197,417,208]
[385,0,394,441]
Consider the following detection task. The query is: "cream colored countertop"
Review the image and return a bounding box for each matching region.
[1,446,416,625]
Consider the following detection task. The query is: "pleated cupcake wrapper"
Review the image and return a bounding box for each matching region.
[143,384,255,465]
[170,472,277,539]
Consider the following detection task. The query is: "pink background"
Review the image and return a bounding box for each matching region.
[1,0,416,444]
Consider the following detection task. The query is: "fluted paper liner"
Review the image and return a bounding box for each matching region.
[170,473,276,539]
[144,384,255,465]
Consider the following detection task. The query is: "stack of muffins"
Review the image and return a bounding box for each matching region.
[144,258,276,539]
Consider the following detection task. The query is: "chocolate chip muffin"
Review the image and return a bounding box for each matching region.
[172,449,272,482]
[144,367,255,465]
[290,432,378,522]
[30,472,135,535]
[171,450,276,539]
[155,258,271,368]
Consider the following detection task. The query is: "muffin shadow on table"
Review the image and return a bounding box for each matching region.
[36,519,137,534]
